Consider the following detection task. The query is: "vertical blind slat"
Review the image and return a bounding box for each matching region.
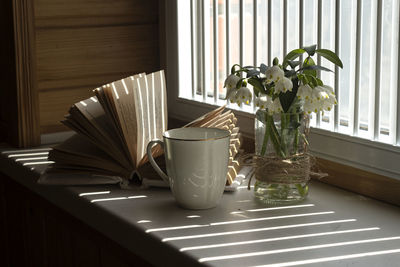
[268,0,272,65]
[201,0,207,101]
[253,0,258,66]
[316,0,322,128]
[253,0,258,111]
[389,1,399,144]
[190,0,195,98]
[353,0,362,135]
[374,0,383,139]
[213,0,218,103]
[334,0,340,131]
[240,0,244,66]
[397,0,400,145]
[226,0,230,77]
[283,0,287,57]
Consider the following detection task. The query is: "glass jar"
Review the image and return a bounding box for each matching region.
[254,111,311,204]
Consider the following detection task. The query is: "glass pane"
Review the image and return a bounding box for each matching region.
[257,0,268,66]
[303,0,318,128]
[243,0,254,66]
[230,0,240,67]
[271,0,283,63]
[379,0,399,143]
[319,0,335,131]
[358,0,377,139]
[218,0,227,99]
[286,0,300,53]
[209,0,214,98]
[338,0,357,134]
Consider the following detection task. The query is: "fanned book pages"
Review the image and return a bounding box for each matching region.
[40,70,242,187]
[40,71,168,186]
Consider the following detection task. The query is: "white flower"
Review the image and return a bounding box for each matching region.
[312,86,329,101]
[255,94,272,109]
[234,86,252,106]
[304,99,318,114]
[224,74,241,90]
[297,84,313,100]
[312,85,337,112]
[267,98,283,114]
[320,85,335,95]
[265,66,284,83]
[274,77,293,93]
[224,74,241,100]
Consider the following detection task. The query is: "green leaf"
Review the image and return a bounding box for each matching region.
[301,64,333,73]
[231,64,241,74]
[260,63,267,73]
[316,49,343,68]
[287,60,301,69]
[304,74,319,87]
[316,77,324,86]
[302,57,317,77]
[284,70,297,78]
[283,49,306,68]
[248,77,266,96]
[236,78,246,89]
[303,44,317,56]
[247,69,260,77]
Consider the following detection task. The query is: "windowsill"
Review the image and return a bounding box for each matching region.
[1,145,400,266]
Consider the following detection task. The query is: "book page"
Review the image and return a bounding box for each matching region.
[105,75,144,167]
[134,71,167,166]
[74,97,132,170]
[48,134,132,178]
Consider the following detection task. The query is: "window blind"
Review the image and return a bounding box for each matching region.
[186,0,400,146]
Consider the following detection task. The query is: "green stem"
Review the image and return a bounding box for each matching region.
[268,116,286,158]
[280,113,289,157]
[260,113,271,156]
[293,113,300,154]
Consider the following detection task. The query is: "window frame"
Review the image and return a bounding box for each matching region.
[164,0,400,181]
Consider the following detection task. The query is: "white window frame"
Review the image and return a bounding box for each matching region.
[164,0,400,180]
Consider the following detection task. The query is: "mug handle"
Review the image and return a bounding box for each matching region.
[146,140,169,184]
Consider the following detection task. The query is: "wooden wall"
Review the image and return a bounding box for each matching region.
[34,0,160,133]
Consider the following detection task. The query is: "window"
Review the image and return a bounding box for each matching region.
[165,0,400,180]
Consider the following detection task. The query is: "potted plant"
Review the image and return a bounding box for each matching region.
[224,45,343,204]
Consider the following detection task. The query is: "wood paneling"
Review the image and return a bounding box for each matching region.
[1,0,160,145]
[36,24,159,92]
[0,173,154,267]
[33,0,160,134]
[316,158,400,207]
[34,0,158,28]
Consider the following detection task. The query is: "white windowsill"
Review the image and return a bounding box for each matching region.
[1,146,400,267]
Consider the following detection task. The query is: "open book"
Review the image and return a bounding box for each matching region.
[40,71,241,186]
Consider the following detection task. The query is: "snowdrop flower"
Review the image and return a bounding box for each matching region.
[320,85,335,96]
[274,77,293,93]
[312,86,330,101]
[265,66,284,83]
[255,94,272,109]
[224,74,241,101]
[297,84,313,100]
[224,74,241,90]
[303,99,317,114]
[234,86,252,106]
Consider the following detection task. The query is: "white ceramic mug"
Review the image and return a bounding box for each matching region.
[146,127,230,209]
